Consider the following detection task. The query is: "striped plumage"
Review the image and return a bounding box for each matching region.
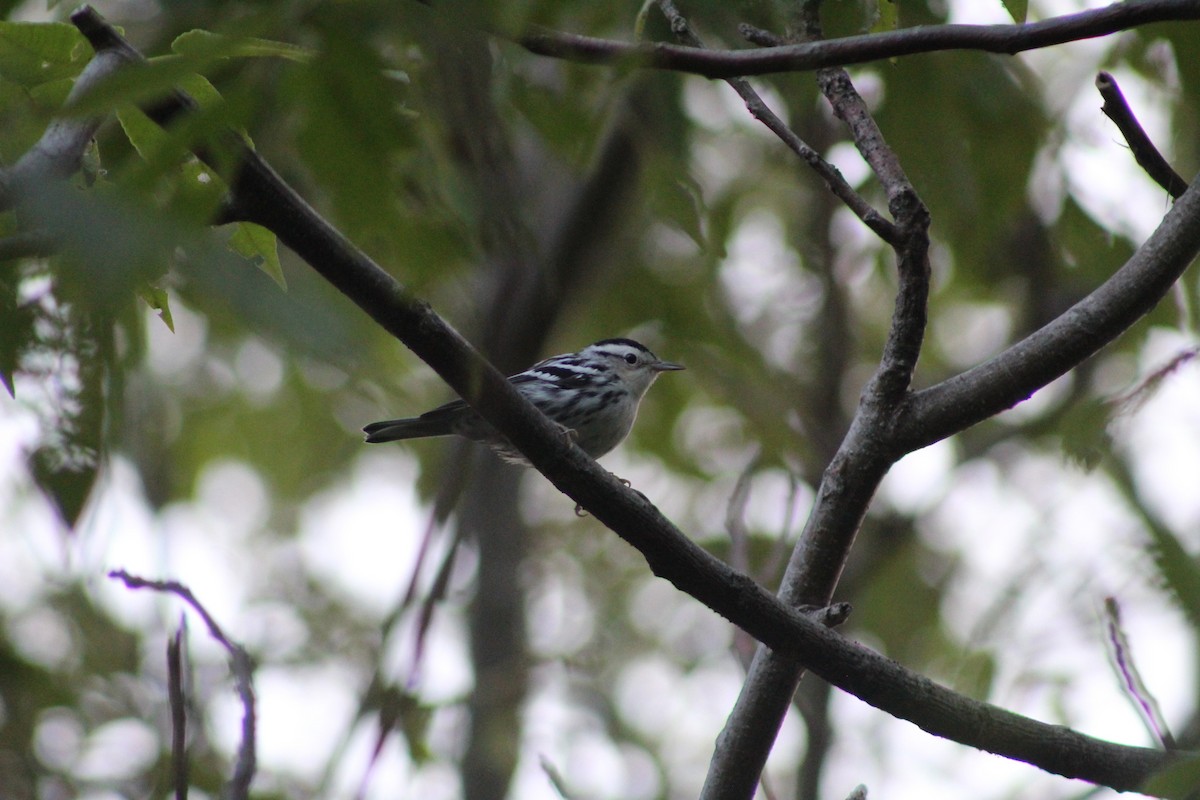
[363,338,683,464]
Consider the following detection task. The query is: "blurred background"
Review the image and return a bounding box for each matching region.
[2,0,1199,798]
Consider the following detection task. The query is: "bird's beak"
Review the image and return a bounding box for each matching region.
[654,360,685,372]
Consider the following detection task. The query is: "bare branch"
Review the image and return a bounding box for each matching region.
[518,1,1200,78]
[656,0,897,243]
[1096,71,1190,199]
[108,570,257,800]
[895,176,1200,452]
[167,621,189,800]
[0,231,58,260]
[1105,597,1177,750]
[704,6,931,794]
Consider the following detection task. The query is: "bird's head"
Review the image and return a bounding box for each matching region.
[584,338,685,396]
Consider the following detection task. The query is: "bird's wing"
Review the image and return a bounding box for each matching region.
[514,363,595,389]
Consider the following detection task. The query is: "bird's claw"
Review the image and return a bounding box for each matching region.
[556,423,579,445]
[574,474,633,517]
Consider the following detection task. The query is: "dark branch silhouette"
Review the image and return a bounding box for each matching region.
[1096,71,1190,199]
[109,570,257,800]
[517,1,1200,78]
[701,0,934,792]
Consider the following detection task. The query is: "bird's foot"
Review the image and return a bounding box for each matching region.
[574,475,632,517]
[556,422,579,445]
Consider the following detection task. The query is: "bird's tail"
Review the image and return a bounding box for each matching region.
[363,417,452,443]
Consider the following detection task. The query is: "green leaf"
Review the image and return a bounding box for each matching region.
[171,29,314,63]
[1059,398,1112,472]
[0,20,86,87]
[29,441,99,530]
[665,177,710,252]
[1144,519,1200,632]
[870,0,900,34]
[289,24,416,245]
[138,284,175,332]
[116,103,229,217]
[63,53,228,118]
[999,0,1028,24]
[228,222,286,290]
[176,70,225,109]
[1142,753,1200,800]
[116,104,169,162]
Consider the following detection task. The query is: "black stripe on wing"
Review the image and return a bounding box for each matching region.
[513,363,599,389]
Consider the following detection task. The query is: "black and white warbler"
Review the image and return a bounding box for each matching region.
[363,338,684,464]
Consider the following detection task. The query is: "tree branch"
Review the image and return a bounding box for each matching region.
[167,623,189,800]
[517,1,1200,78]
[700,3,931,791]
[655,0,897,243]
[49,7,1192,792]
[1096,71,1190,199]
[0,45,131,211]
[109,570,256,800]
[897,73,1199,450]
[894,176,1200,452]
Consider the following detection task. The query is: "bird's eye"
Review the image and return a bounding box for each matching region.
[624,353,638,365]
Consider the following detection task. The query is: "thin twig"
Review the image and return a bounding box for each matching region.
[656,0,898,243]
[167,621,189,800]
[1096,71,1189,199]
[108,570,257,800]
[1104,597,1177,749]
[739,23,785,48]
[0,230,59,260]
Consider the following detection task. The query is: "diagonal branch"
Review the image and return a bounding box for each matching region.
[1096,71,1190,199]
[0,46,132,211]
[517,1,1200,78]
[655,0,897,243]
[894,177,1200,452]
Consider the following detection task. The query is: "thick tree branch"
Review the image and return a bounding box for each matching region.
[894,177,1200,451]
[517,1,1200,78]
[49,7,1192,792]
[702,6,931,793]
[0,45,131,211]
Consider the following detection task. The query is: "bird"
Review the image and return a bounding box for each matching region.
[363,338,684,464]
